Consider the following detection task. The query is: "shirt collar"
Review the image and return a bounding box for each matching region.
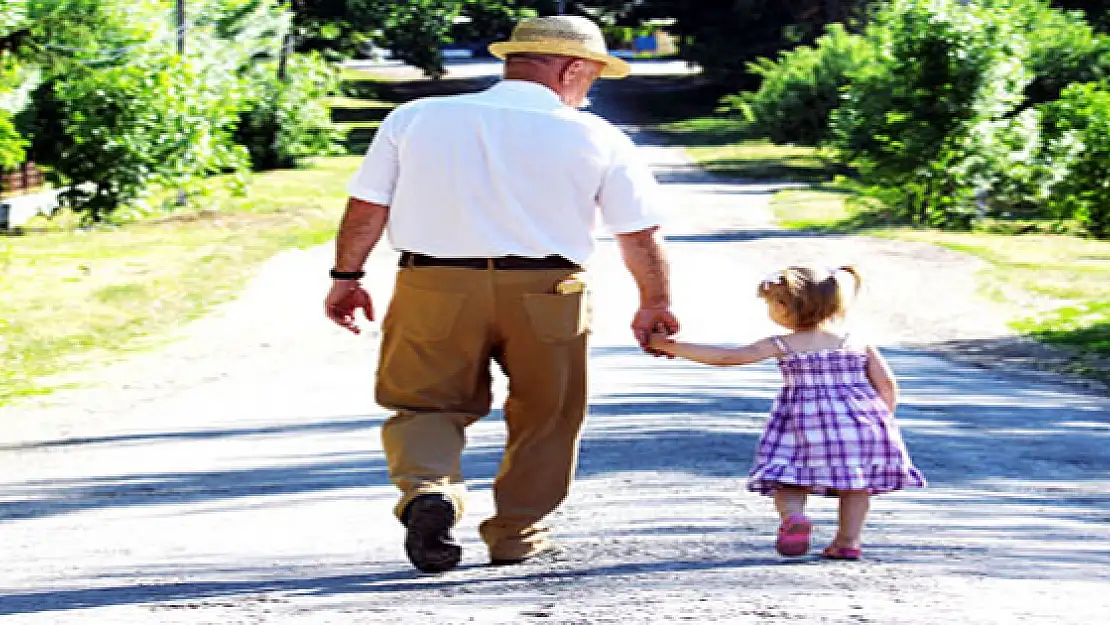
[488,79,566,109]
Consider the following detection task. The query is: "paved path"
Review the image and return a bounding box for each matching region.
[1,61,1108,624]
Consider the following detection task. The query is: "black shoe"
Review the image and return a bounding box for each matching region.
[402,495,462,573]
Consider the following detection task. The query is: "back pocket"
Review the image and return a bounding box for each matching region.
[521,292,590,343]
[385,285,468,342]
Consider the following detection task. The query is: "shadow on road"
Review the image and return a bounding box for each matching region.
[0,555,790,617]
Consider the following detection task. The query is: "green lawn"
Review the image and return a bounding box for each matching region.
[0,69,418,406]
[0,157,362,405]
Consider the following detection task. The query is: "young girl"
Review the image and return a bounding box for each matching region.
[650,265,925,560]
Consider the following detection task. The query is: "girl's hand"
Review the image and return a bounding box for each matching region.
[649,332,676,351]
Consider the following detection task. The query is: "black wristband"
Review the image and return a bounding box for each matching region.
[330,268,365,280]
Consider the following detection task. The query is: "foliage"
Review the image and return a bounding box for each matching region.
[723,23,869,146]
[1,1,31,167]
[9,1,329,220]
[236,53,343,170]
[630,0,866,87]
[0,54,26,168]
[1050,1,1110,30]
[24,55,248,222]
[380,0,464,79]
[1040,81,1110,236]
[829,0,1030,227]
[294,0,392,59]
[997,0,1110,112]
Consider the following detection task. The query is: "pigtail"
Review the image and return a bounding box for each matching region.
[834,265,861,295]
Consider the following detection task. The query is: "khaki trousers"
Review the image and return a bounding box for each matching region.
[376,264,589,561]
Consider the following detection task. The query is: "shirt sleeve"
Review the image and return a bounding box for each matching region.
[346,106,404,205]
[596,130,664,234]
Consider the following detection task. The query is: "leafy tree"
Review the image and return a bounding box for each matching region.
[24,54,247,222]
[380,0,464,79]
[830,0,1029,226]
[0,0,29,168]
[294,0,391,59]
[236,53,342,169]
[13,1,268,220]
[724,23,870,145]
[1051,1,1110,30]
[1041,81,1110,235]
[630,0,866,88]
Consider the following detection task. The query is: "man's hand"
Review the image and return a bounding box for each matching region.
[631,306,679,356]
[325,280,374,334]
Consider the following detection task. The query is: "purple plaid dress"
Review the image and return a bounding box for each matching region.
[747,339,926,496]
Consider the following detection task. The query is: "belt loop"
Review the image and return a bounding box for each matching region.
[487,258,495,270]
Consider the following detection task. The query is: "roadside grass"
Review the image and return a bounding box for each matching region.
[0,69,423,406]
[625,74,1109,381]
[0,157,360,405]
[686,142,840,183]
[0,66,498,406]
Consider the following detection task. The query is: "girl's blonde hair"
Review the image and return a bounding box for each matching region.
[756,265,861,330]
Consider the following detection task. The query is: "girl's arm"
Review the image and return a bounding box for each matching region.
[649,334,781,366]
[865,344,899,412]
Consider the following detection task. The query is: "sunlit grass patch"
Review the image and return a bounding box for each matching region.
[688,141,839,183]
[0,157,361,406]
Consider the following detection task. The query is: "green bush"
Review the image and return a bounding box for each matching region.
[235,53,343,171]
[723,24,870,146]
[24,56,247,222]
[968,2,1110,218]
[0,3,28,169]
[830,0,1029,227]
[1018,1,1110,105]
[1041,81,1110,236]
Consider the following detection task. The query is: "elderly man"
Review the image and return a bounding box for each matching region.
[324,15,678,573]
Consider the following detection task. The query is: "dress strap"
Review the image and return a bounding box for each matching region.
[771,335,792,355]
[838,332,851,348]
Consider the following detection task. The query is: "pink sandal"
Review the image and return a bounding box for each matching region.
[821,545,862,560]
[775,514,812,557]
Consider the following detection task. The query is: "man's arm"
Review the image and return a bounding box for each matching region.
[334,197,390,272]
[615,226,678,350]
[325,198,389,334]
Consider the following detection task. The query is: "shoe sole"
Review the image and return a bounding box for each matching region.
[775,517,812,557]
[489,546,560,567]
[404,498,462,573]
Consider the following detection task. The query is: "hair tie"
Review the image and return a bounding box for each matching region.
[760,272,784,290]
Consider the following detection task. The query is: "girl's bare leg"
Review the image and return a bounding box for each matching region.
[773,485,809,521]
[833,490,870,548]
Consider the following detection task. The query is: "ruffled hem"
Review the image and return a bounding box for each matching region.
[747,463,927,496]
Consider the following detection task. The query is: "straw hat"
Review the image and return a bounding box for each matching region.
[488,15,631,79]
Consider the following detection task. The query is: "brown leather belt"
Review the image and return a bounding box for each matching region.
[399,251,580,270]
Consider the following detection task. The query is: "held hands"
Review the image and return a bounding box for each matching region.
[325,280,374,334]
[631,305,679,356]
[648,331,676,350]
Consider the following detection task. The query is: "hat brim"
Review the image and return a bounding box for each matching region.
[488,41,630,79]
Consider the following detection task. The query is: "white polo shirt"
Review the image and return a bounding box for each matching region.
[346,80,662,265]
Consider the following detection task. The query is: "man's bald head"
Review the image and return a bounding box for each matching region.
[503,52,604,108]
